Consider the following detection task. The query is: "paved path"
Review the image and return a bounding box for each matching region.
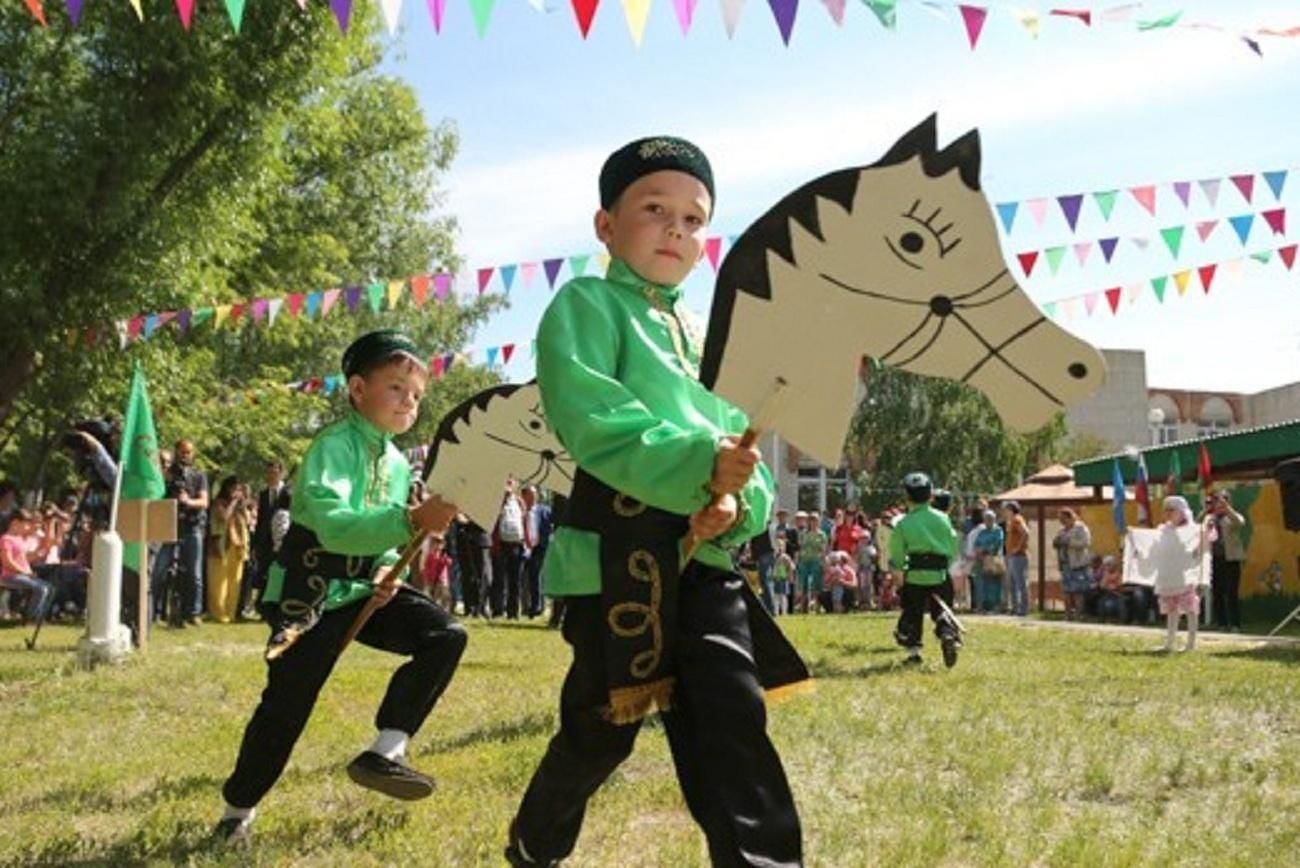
[973,614,1300,648]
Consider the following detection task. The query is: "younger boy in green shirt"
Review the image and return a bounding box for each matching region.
[507,137,806,867]
[215,330,465,844]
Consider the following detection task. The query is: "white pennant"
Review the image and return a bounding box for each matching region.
[268,298,284,326]
[721,0,744,37]
[381,0,403,32]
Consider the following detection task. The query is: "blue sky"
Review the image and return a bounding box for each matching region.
[382,1,1300,393]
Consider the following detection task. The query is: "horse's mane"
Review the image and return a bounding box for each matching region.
[700,114,982,389]
[421,381,529,479]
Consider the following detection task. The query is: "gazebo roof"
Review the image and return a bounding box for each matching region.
[992,464,1120,505]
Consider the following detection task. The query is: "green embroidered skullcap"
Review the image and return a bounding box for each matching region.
[342,329,422,378]
[599,136,715,212]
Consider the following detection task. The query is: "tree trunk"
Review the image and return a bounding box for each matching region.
[0,344,36,431]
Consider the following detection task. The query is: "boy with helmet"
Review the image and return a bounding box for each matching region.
[888,472,961,668]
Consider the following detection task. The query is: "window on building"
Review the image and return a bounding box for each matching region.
[1197,397,1235,437]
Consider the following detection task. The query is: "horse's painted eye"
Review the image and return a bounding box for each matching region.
[899,232,924,254]
[528,420,543,430]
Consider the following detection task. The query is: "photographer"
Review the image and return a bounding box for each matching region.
[151,439,209,626]
[63,419,120,533]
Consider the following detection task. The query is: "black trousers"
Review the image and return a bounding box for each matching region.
[895,579,957,649]
[492,542,525,618]
[1211,557,1242,628]
[512,567,803,867]
[523,545,546,617]
[222,587,467,809]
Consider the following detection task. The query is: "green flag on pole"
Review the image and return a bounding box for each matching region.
[117,363,164,571]
[1164,449,1182,500]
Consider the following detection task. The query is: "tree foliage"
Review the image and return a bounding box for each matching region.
[0,5,501,494]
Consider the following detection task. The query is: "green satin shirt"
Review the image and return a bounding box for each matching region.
[261,410,410,610]
[537,257,775,597]
[888,503,959,587]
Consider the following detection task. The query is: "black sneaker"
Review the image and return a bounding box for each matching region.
[505,820,559,867]
[346,751,434,801]
[941,636,961,669]
[901,652,923,667]
[213,814,254,846]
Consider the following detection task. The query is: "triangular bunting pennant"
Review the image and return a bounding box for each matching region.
[319,288,340,318]
[572,0,599,38]
[329,0,353,33]
[596,251,612,272]
[1262,208,1287,235]
[143,315,159,339]
[223,0,246,31]
[721,0,746,37]
[821,0,845,26]
[1099,237,1119,263]
[957,4,987,48]
[251,299,268,324]
[443,352,456,373]
[1016,251,1039,278]
[1199,178,1221,207]
[1225,257,1245,278]
[1083,292,1100,316]
[175,0,195,28]
[1279,244,1297,271]
[1073,241,1092,266]
[520,262,539,288]
[468,0,496,37]
[1242,36,1263,57]
[1228,214,1254,245]
[177,310,193,334]
[995,201,1019,234]
[410,275,431,307]
[67,0,84,25]
[214,305,232,329]
[1195,220,1219,242]
[1045,246,1066,275]
[673,0,700,33]
[477,267,494,294]
[543,258,564,288]
[1057,194,1084,231]
[366,283,384,313]
[1173,270,1191,296]
[499,264,518,293]
[1230,173,1255,204]
[380,0,403,33]
[1104,287,1122,314]
[767,0,798,45]
[434,273,452,301]
[1198,264,1217,294]
[1125,282,1143,304]
[1042,301,1057,319]
[622,0,652,44]
[569,255,590,277]
[487,346,500,367]
[1050,8,1091,26]
[341,286,359,312]
[1150,276,1168,303]
[1160,226,1184,258]
[864,0,896,30]
[1172,181,1192,208]
[426,0,447,32]
[305,292,322,318]
[1014,7,1039,37]
[1130,185,1157,216]
[1136,10,1181,30]
[431,356,445,379]
[386,281,405,309]
[1250,250,1273,265]
[229,303,245,325]
[1026,198,1049,227]
[1263,170,1288,200]
[1131,236,1151,252]
[1093,190,1118,221]
[502,343,516,365]
[192,308,214,328]
[705,237,723,271]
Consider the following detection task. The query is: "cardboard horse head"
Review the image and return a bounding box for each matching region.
[422,381,574,527]
[700,114,1106,467]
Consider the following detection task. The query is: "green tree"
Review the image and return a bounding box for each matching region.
[0,5,504,492]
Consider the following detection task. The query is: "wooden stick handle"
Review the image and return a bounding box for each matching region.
[338,528,433,652]
[681,427,762,564]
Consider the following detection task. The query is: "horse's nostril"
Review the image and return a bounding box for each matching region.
[1068,363,1088,379]
[929,295,953,317]
[541,450,556,461]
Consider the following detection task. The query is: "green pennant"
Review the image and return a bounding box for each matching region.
[1138,11,1182,31]
[1093,190,1118,221]
[862,0,898,30]
[468,0,496,37]
[1160,226,1185,258]
[366,282,385,312]
[568,255,590,277]
[1151,275,1168,302]
[1251,250,1273,265]
[1043,301,1058,319]
[223,0,245,32]
[1045,246,1066,275]
[192,307,215,327]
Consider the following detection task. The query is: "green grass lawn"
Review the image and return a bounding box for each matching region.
[2,614,1299,867]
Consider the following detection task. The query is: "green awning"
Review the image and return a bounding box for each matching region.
[1073,419,1300,487]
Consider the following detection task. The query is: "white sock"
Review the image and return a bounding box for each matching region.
[370,728,409,760]
[1186,614,1198,650]
[1165,613,1178,650]
[223,804,255,822]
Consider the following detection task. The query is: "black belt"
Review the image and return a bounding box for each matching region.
[907,552,949,571]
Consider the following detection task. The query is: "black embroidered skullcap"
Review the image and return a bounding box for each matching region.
[599,136,715,212]
[342,329,422,378]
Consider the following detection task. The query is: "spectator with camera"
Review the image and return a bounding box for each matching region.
[152,439,209,626]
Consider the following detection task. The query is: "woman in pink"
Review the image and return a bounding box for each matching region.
[420,537,453,611]
[0,509,55,624]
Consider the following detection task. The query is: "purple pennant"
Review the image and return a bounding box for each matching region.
[443,352,456,374]
[543,258,564,289]
[1099,237,1119,263]
[66,0,84,25]
[767,0,799,44]
[1057,194,1084,231]
[1173,181,1192,207]
[330,0,352,33]
[344,286,363,312]
[177,309,192,334]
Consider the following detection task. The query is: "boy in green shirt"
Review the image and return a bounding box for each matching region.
[889,472,961,668]
[507,137,805,867]
[215,330,465,844]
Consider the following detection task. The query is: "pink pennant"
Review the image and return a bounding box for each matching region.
[175,0,195,29]
[1050,8,1091,26]
[1262,207,1287,235]
[1083,293,1099,316]
[477,267,494,294]
[672,0,699,33]
[426,0,447,32]
[502,343,516,365]
[1172,181,1192,207]
[1195,220,1219,242]
[321,288,342,317]
[1072,242,1092,266]
[1017,251,1039,278]
[958,5,988,49]
[127,317,144,340]
[1125,282,1144,304]
[1025,198,1049,227]
[1198,264,1217,293]
[820,0,845,26]
[1130,185,1157,216]
[1230,174,1255,204]
[431,356,445,379]
[250,300,268,323]
[434,273,452,300]
[520,262,539,288]
[1279,244,1297,271]
[1104,287,1121,314]
[705,237,723,272]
